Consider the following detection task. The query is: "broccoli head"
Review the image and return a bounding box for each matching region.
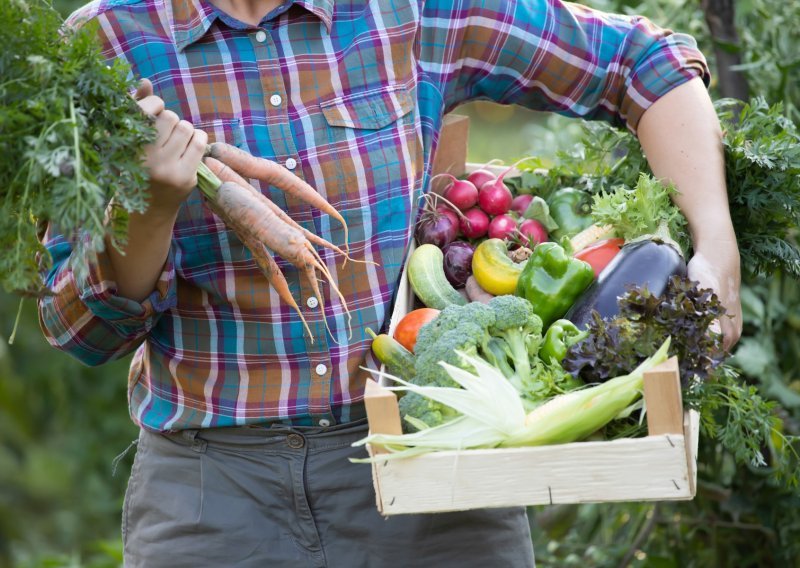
[415,302,495,351]
[402,320,487,432]
[486,295,544,390]
[398,391,460,431]
[414,323,486,387]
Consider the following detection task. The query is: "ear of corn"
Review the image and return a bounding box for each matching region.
[353,339,671,461]
[570,224,616,253]
[501,338,669,446]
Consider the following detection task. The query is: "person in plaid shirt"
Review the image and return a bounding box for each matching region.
[40,0,741,565]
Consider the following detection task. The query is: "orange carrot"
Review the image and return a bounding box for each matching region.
[206,142,349,252]
[204,183,315,340]
[203,156,359,266]
[243,234,313,341]
[213,181,354,337]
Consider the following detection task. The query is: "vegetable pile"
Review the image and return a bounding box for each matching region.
[1,0,353,339]
[365,114,800,484]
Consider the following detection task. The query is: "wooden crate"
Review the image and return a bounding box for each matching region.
[364,242,699,516]
[363,114,699,516]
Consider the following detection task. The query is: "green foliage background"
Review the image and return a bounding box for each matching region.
[1,0,798,565]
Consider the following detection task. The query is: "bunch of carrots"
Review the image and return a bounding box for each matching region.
[196,143,356,341]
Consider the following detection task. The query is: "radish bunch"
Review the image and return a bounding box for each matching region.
[417,168,549,248]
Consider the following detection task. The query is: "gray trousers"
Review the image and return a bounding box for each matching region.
[123,419,535,567]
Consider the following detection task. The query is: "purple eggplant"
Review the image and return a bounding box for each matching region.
[565,239,687,328]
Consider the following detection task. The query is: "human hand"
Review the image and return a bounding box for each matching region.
[687,239,743,352]
[134,79,208,217]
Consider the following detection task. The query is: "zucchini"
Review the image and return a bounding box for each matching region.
[407,244,467,309]
[367,329,417,382]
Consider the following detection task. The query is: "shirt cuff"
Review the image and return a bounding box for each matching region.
[622,31,711,134]
[77,236,177,332]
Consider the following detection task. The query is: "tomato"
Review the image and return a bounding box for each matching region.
[574,238,625,277]
[394,308,440,352]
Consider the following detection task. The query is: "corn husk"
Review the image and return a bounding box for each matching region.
[352,338,671,461]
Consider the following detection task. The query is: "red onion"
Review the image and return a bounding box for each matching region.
[442,241,475,288]
[415,210,458,248]
[435,204,460,230]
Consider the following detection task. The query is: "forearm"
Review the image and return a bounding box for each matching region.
[637,77,742,347]
[106,207,178,302]
[637,78,736,250]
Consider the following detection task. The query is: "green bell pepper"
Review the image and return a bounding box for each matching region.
[549,188,594,239]
[515,242,595,329]
[540,319,589,363]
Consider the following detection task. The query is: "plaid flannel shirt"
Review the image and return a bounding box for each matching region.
[39,0,708,431]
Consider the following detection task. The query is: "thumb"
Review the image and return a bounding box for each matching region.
[134,78,153,101]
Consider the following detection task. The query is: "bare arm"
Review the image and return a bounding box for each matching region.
[107,80,207,301]
[637,77,742,350]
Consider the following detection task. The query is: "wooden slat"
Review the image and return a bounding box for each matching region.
[363,380,402,455]
[685,409,700,496]
[643,357,684,435]
[372,432,693,515]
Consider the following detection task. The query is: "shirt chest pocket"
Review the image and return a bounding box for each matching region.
[318,85,420,275]
[318,84,419,208]
[320,85,414,130]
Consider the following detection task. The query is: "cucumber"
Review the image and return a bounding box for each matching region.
[367,329,417,382]
[407,244,467,309]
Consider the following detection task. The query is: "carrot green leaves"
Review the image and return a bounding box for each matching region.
[0,0,154,294]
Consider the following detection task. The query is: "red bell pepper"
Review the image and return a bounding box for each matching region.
[574,238,625,277]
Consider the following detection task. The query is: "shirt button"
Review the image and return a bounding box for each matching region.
[318,419,331,427]
[269,94,282,107]
[285,157,298,170]
[315,363,327,376]
[306,296,319,309]
[286,433,305,449]
[254,30,268,43]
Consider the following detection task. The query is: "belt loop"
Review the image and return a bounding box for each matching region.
[181,429,208,454]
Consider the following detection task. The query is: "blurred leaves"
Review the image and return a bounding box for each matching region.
[0,292,135,566]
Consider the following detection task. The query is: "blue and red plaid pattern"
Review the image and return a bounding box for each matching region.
[40,0,708,432]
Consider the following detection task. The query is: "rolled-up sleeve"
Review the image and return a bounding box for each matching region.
[38,227,177,366]
[419,0,710,133]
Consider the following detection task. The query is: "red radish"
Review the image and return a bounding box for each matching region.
[478,180,513,216]
[415,210,458,248]
[467,168,496,190]
[478,159,524,216]
[518,219,548,246]
[459,207,490,239]
[510,194,534,216]
[488,214,518,240]
[435,204,460,230]
[442,176,479,210]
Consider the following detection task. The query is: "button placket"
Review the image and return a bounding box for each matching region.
[251,22,333,420]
